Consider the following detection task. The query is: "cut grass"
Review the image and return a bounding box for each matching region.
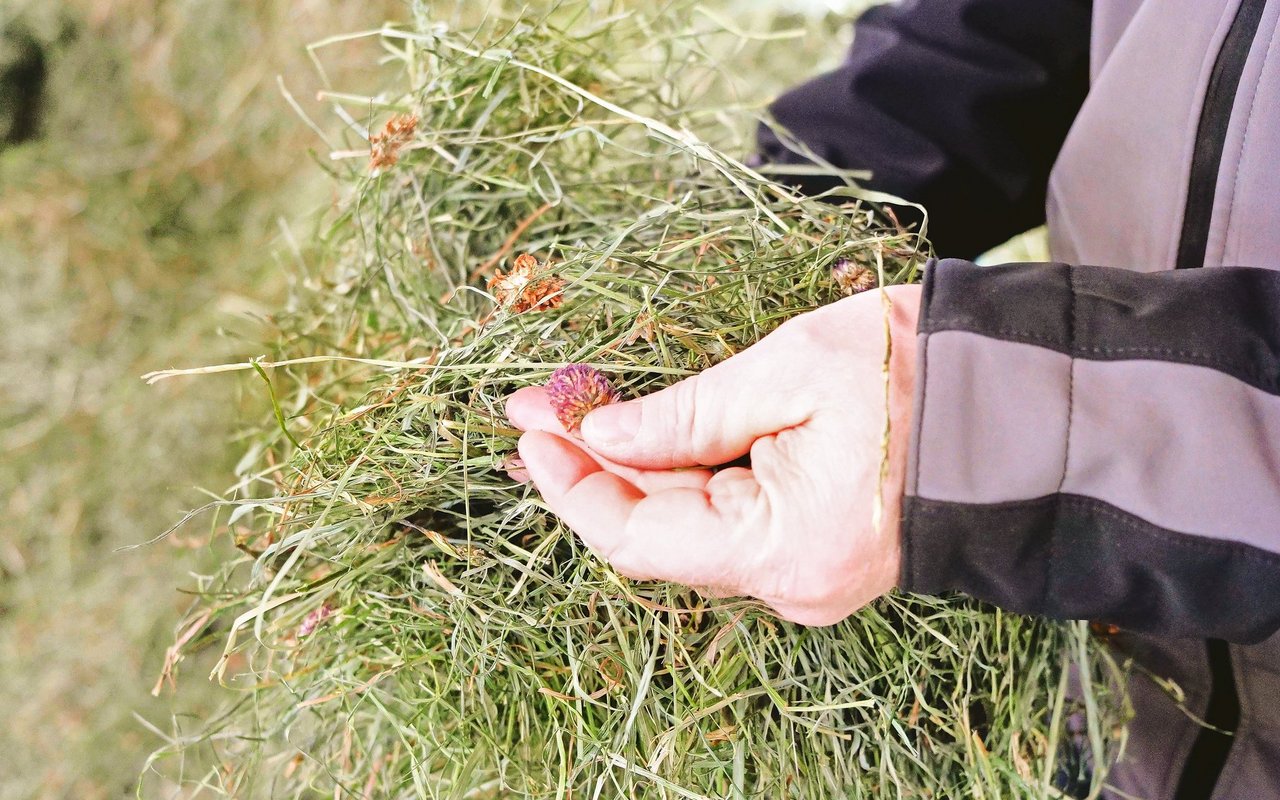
[144,2,1129,797]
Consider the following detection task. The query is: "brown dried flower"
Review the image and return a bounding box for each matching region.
[545,365,621,432]
[369,113,419,170]
[488,253,566,313]
[832,258,877,296]
[622,311,657,346]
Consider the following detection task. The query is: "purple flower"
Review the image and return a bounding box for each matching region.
[297,604,334,638]
[545,365,621,432]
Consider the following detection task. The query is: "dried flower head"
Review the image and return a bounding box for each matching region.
[622,310,657,346]
[369,112,419,170]
[832,258,877,296]
[545,364,621,432]
[297,604,334,639]
[488,253,566,313]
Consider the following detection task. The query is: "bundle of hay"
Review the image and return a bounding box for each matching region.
[146,3,1126,796]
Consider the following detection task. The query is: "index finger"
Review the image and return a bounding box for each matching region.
[505,386,714,493]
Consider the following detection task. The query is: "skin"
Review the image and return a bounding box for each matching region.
[505,283,923,626]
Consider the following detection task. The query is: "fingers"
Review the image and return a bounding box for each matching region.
[579,338,813,470]
[518,431,766,589]
[518,430,873,626]
[506,386,713,493]
[517,431,643,561]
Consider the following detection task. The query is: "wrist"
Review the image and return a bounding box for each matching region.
[879,284,922,590]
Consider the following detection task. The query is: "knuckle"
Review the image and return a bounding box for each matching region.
[707,474,766,529]
[675,377,715,464]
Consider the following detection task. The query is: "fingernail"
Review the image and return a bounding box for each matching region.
[582,401,640,446]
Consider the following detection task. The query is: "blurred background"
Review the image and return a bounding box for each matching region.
[0,2,405,796]
[0,1,1040,796]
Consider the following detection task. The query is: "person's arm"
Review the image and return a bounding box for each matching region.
[902,258,1280,644]
[507,259,1280,644]
[509,0,1280,645]
[758,0,1091,258]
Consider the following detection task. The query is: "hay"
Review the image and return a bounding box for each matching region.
[145,2,1128,796]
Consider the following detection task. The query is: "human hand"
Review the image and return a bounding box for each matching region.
[505,284,922,626]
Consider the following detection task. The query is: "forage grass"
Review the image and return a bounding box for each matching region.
[144,2,1128,797]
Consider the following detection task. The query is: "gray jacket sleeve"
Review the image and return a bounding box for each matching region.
[900,258,1280,644]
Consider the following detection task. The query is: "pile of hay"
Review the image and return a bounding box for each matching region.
[146,3,1127,796]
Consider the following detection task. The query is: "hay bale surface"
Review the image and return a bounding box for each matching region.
[149,3,1127,796]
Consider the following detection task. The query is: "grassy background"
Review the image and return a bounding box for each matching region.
[0,2,400,796]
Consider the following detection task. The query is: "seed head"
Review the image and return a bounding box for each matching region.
[369,113,419,170]
[545,365,621,432]
[488,253,566,313]
[832,258,877,296]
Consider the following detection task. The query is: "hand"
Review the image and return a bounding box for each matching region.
[505,284,922,626]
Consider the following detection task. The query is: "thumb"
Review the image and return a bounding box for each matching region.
[580,345,811,469]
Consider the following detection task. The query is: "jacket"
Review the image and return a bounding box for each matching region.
[759,1,1280,798]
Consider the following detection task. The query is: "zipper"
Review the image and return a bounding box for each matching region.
[1169,5,1267,791]
[1174,0,1269,269]
[1173,640,1241,800]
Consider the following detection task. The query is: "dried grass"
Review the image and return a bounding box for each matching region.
[143,3,1128,797]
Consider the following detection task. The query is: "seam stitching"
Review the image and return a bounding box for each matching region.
[1044,266,1078,613]
[902,260,939,592]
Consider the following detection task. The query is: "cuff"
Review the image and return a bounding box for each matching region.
[899,258,1074,611]
[896,258,1280,643]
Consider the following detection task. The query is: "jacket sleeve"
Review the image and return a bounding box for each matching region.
[757,0,1092,259]
[901,258,1280,644]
